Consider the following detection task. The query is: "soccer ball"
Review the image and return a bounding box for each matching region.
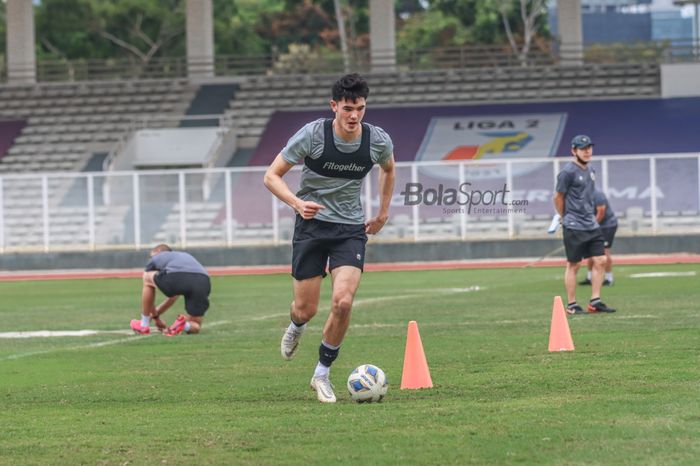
[347,364,388,403]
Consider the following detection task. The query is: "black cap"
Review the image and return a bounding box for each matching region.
[571,134,594,148]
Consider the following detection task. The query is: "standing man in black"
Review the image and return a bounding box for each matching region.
[554,135,616,315]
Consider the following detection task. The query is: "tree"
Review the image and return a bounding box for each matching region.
[34,0,186,65]
[0,1,6,76]
[424,0,549,45]
[92,0,186,64]
[213,0,278,56]
[496,0,547,65]
[35,0,104,60]
[256,1,339,52]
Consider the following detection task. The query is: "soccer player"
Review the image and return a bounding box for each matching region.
[579,189,618,286]
[553,135,616,315]
[130,244,211,336]
[263,73,396,403]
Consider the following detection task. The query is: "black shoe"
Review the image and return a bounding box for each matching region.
[603,279,613,286]
[588,301,616,313]
[578,278,592,286]
[566,304,586,315]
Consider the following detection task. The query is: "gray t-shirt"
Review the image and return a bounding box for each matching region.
[281,118,393,224]
[594,190,618,228]
[145,251,208,276]
[555,161,598,231]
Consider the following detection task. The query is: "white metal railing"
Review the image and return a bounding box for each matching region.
[0,154,698,253]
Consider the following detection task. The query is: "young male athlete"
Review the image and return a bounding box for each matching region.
[553,135,616,315]
[130,244,211,336]
[263,73,396,403]
[579,189,618,286]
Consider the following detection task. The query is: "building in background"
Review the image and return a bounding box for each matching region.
[549,0,694,44]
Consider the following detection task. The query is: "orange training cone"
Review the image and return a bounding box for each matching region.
[401,320,433,389]
[548,296,575,352]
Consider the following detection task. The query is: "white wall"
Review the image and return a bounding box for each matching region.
[132,128,222,168]
[661,63,700,98]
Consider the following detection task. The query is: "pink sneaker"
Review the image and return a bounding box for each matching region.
[130,319,150,335]
[165,315,187,336]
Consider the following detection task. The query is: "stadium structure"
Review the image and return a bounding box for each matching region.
[0,0,699,269]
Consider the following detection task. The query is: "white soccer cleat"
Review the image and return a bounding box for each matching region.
[280,324,305,360]
[310,376,337,403]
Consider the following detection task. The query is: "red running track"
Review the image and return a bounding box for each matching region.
[0,254,698,282]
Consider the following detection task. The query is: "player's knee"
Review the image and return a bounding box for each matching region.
[142,271,156,286]
[331,294,353,316]
[592,256,606,268]
[294,300,318,320]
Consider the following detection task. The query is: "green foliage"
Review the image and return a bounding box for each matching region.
[213,0,283,56]
[23,0,550,63]
[0,1,6,56]
[398,9,471,49]
[397,0,550,50]
[34,0,185,62]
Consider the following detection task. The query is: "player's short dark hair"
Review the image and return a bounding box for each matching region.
[150,243,172,257]
[332,73,369,102]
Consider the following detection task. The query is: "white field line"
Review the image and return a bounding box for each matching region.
[0,320,230,361]
[248,286,483,322]
[1,287,482,360]
[0,330,133,339]
[629,271,697,278]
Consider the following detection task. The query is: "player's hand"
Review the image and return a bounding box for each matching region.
[296,200,325,219]
[365,215,388,235]
[154,316,167,331]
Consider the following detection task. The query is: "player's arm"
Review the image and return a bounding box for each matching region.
[553,192,565,217]
[154,296,178,317]
[365,154,395,235]
[263,154,324,219]
[553,170,571,217]
[595,204,606,223]
[152,296,178,330]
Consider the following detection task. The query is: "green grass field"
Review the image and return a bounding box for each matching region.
[1,263,699,465]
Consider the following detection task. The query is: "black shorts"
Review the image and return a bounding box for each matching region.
[562,227,605,263]
[154,271,211,317]
[292,216,368,280]
[600,225,617,249]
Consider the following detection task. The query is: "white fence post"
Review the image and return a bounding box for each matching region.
[650,158,658,234]
[506,161,514,239]
[272,195,280,244]
[42,175,50,252]
[133,173,141,250]
[0,178,4,253]
[87,174,95,250]
[459,162,467,241]
[179,171,187,248]
[225,170,233,247]
[411,164,419,241]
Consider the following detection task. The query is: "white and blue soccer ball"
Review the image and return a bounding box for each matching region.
[347,364,388,403]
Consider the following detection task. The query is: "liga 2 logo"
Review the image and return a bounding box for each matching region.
[416,113,568,180]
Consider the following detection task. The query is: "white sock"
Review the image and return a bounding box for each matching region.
[605,272,613,282]
[586,271,592,280]
[140,314,150,327]
[288,321,306,333]
[313,362,330,379]
[184,321,191,333]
